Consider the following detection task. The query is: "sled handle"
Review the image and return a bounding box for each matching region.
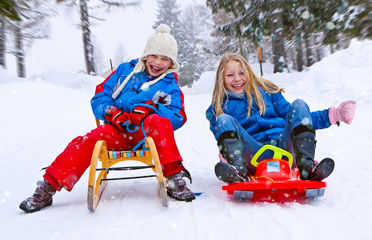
[251,145,293,167]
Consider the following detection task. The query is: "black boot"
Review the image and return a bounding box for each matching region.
[214,162,248,184]
[215,131,249,183]
[166,169,195,202]
[19,180,56,213]
[292,129,335,181]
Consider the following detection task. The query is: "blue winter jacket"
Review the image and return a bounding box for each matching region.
[206,89,331,143]
[91,59,186,130]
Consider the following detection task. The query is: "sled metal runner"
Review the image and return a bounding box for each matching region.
[96,166,157,182]
[222,145,327,203]
[87,137,168,212]
[100,175,157,182]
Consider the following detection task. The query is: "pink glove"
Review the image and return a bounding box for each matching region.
[329,100,356,125]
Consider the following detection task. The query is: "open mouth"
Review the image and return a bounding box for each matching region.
[150,65,163,75]
[232,83,244,90]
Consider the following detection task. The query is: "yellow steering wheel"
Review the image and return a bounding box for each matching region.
[250,145,293,167]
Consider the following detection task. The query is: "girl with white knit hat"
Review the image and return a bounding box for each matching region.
[20,24,195,213]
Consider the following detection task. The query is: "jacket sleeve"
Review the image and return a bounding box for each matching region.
[311,109,331,130]
[272,92,331,130]
[91,67,122,120]
[205,105,218,140]
[271,91,291,118]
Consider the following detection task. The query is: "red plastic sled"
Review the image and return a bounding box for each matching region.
[222,145,326,202]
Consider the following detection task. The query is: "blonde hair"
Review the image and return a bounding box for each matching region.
[211,53,284,118]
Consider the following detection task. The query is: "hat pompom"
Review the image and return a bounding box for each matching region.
[156,24,171,34]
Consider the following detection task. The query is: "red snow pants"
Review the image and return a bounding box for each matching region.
[44,114,184,191]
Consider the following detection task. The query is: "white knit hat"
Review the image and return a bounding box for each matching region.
[112,24,179,99]
[134,24,179,72]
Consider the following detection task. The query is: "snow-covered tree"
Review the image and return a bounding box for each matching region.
[178,5,206,87]
[0,0,24,21]
[153,0,206,86]
[209,9,251,60]
[0,0,30,69]
[187,3,219,72]
[57,0,141,75]
[0,17,6,68]
[336,0,372,40]
[7,0,52,77]
[153,0,182,36]
[206,0,288,73]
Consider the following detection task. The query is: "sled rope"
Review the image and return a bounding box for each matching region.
[250,175,275,182]
[129,104,160,152]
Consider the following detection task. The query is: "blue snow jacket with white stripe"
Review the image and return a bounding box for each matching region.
[206,89,331,143]
[91,59,187,130]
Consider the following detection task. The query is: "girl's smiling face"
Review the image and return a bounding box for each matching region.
[145,55,172,77]
[223,60,248,94]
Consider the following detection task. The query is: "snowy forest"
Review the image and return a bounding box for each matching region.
[0,0,371,87]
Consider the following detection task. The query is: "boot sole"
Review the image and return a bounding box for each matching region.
[311,158,335,181]
[215,162,246,184]
[19,199,53,213]
[166,191,195,202]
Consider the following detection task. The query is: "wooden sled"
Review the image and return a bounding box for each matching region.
[87,136,168,212]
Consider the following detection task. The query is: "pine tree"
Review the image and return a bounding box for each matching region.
[0,17,6,68]
[79,0,95,75]
[280,0,346,69]
[342,0,372,40]
[206,0,288,73]
[0,0,29,69]
[7,0,52,78]
[153,0,182,35]
[179,4,205,87]
[0,0,24,21]
[57,0,140,75]
[209,9,256,61]
[188,3,219,72]
[153,0,206,86]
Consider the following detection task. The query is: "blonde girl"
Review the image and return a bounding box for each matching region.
[206,53,355,183]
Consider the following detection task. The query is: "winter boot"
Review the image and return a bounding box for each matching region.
[19,180,56,213]
[166,169,195,202]
[214,162,249,184]
[216,131,249,182]
[292,129,335,181]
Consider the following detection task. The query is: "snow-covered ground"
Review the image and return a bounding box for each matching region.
[1,39,371,240]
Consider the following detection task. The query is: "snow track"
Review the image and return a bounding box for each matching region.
[1,40,372,239]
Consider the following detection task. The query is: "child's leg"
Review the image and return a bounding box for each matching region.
[142,114,184,177]
[20,124,130,213]
[277,99,334,180]
[44,124,130,191]
[143,114,195,201]
[216,113,268,174]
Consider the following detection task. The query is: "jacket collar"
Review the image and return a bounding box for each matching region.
[226,90,246,100]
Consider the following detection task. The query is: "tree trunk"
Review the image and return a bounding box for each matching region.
[270,3,287,73]
[292,50,296,70]
[0,18,5,68]
[312,34,322,62]
[330,44,335,54]
[304,33,314,67]
[295,34,303,72]
[14,26,25,78]
[237,37,245,59]
[79,0,95,75]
